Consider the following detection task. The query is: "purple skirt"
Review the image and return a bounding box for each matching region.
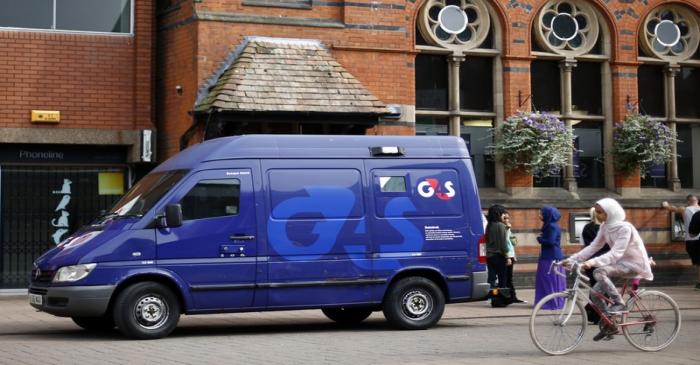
[534,258,566,309]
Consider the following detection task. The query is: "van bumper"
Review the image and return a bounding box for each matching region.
[28,285,115,317]
[471,271,490,300]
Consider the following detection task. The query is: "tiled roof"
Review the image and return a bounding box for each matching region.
[194,37,389,114]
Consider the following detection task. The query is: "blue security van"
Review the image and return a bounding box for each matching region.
[29,135,488,339]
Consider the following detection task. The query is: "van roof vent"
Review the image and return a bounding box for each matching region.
[370,146,405,157]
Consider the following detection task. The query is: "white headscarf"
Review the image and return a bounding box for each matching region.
[596,198,626,234]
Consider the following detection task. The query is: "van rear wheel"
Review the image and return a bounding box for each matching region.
[113,282,180,339]
[322,307,373,324]
[71,316,115,331]
[383,277,445,330]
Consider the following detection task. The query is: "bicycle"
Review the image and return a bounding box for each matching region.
[529,261,681,355]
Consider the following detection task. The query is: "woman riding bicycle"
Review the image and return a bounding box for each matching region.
[564,198,654,341]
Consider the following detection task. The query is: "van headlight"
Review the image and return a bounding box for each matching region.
[53,263,97,283]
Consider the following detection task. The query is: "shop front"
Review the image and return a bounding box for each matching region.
[0,144,129,288]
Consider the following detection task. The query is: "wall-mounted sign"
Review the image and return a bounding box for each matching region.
[0,144,126,164]
[31,110,60,123]
[141,129,153,162]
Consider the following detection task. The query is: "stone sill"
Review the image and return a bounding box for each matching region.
[479,187,696,208]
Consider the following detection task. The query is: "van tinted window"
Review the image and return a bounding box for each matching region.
[379,176,406,192]
[180,179,240,220]
[268,169,363,219]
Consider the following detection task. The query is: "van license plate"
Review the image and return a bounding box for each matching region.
[29,294,43,306]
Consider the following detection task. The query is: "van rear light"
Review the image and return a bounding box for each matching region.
[478,234,486,264]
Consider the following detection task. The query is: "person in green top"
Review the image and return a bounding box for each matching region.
[485,204,509,289]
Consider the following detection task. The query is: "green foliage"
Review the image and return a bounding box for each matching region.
[612,113,677,176]
[491,111,576,176]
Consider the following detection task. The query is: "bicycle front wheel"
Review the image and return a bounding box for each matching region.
[623,290,681,351]
[530,292,588,355]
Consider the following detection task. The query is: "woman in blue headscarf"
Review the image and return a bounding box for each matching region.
[534,206,566,308]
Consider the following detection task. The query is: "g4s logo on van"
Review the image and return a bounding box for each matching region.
[417,178,456,200]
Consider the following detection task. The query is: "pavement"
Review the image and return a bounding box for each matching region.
[1,285,698,331]
[0,285,698,364]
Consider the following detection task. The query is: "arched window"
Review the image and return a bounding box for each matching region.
[530,0,610,189]
[638,4,700,190]
[415,0,502,188]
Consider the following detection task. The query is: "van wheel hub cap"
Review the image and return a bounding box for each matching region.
[402,290,432,320]
[134,295,168,330]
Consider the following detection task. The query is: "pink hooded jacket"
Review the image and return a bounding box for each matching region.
[569,198,653,281]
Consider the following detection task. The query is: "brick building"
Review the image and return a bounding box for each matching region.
[0,0,156,288]
[156,0,700,285]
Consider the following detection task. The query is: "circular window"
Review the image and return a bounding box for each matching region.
[534,0,600,56]
[655,20,680,47]
[640,5,699,61]
[551,13,579,41]
[438,5,468,35]
[418,0,491,50]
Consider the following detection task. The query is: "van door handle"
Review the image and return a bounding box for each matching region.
[230,235,255,241]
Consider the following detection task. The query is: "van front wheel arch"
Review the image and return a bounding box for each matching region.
[113,281,181,339]
[382,277,445,330]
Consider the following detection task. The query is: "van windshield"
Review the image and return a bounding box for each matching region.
[106,170,188,218]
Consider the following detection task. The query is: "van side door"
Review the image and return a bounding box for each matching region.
[156,169,257,310]
[261,160,375,308]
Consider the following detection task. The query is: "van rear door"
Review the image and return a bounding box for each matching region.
[156,168,257,310]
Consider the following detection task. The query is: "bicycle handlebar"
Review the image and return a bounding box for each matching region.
[550,261,591,282]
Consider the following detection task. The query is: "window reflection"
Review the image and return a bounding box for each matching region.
[531,60,561,113]
[638,65,665,117]
[572,62,602,116]
[460,57,493,112]
[415,54,449,110]
[461,120,495,188]
[573,122,604,187]
[676,67,700,118]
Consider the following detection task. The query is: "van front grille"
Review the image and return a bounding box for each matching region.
[30,269,55,283]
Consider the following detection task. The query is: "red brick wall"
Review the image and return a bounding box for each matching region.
[158,0,700,161]
[0,0,154,131]
[157,0,198,157]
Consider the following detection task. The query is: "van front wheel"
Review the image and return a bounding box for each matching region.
[113,282,180,339]
[383,277,445,330]
[322,307,373,324]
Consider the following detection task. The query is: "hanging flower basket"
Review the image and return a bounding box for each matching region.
[491,111,576,177]
[612,112,677,176]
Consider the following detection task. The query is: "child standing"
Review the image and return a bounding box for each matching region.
[503,213,526,304]
[534,206,566,308]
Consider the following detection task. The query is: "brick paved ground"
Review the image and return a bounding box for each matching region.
[1,286,698,365]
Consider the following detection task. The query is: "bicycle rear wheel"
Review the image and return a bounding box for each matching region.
[530,292,588,355]
[623,290,681,351]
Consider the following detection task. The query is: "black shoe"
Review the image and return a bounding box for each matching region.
[512,298,527,304]
[593,327,616,342]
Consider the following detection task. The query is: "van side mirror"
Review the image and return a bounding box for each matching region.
[163,204,183,228]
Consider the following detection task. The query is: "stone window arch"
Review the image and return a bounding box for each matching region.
[417,0,491,51]
[530,0,612,190]
[414,0,503,188]
[640,4,699,62]
[637,4,700,190]
[533,0,600,57]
